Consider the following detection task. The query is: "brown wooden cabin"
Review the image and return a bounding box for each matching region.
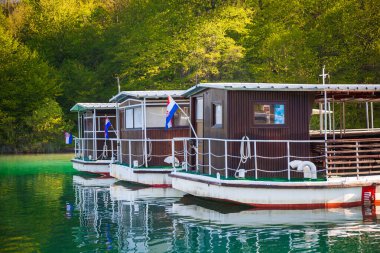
[109,91,191,168]
[70,103,118,160]
[182,83,380,179]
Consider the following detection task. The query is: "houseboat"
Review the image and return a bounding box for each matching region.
[169,82,380,209]
[70,103,118,174]
[108,91,191,187]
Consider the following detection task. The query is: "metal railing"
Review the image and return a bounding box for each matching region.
[172,137,327,180]
[74,137,118,161]
[117,138,185,169]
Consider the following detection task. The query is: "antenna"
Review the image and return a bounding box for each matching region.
[319,65,329,85]
[116,76,121,93]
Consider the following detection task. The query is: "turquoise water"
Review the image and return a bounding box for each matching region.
[0,154,380,252]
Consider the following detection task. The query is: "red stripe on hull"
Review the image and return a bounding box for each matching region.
[149,184,172,188]
[375,200,380,206]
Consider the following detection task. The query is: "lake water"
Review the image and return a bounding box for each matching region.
[0,154,379,252]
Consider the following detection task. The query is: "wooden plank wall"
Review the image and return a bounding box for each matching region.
[200,89,316,178]
[227,91,315,178]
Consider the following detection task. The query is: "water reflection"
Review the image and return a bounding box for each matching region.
[73,176,380,253]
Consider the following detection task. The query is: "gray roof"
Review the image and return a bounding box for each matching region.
[109,90,185,102]
[70,103,117,112]
[183,83,380,97]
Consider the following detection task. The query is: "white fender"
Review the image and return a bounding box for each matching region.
[289,160,317,179]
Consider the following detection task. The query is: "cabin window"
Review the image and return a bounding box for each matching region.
[212,103,223,127]
[125,107,143,129]
[125,109,134,129]
[174,106,190,126]
[146,106,190,128]
[196,98,203,120]
[146,107,166,127]
[254,104,285,125]
[134,107,143,128]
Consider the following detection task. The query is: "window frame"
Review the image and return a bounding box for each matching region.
[212,102,223,128]
[251,100,288,128]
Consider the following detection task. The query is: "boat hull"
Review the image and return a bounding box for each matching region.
[71,159,110,175]
[110,164,172,187]
[170,172,379,209]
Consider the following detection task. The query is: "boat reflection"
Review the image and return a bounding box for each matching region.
[169,195,378,226]
[110,181,184,203]
[72,177,379,253]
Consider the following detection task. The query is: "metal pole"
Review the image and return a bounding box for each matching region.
[93,109,97,160]
[195,138,199,172]
[111,140,114,161]
[366,102,369,130]
[184,139,188,171]
[328,102,332,133]
[224,140,228,178]
[287,141,291,181]
[254,141,258,180]
[319,103,323,134]
[343,102,346,133]
[172,139,176,171]
[356,141,360,179]
[143,98,148,167]
[129,140,132,167]
[82,138,84,161]
[177,105,198,139]
[371,102,374,130]
[332,99,336,139]
[208,139,211,175]
[321,66,328,178]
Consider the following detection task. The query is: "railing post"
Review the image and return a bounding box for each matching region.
[172,139,176,172]
[74,138,77,157]
[82,138,84,161]
[196,139,199,172]
[287,141,291,181]
[184,139,188,171]
[356,141,360,179]
[208,139,212,175]
[129,140,132,167]
[111,140,114,162]
[120,139,123,164]
[224,140,228,178]
[254,141,258,180]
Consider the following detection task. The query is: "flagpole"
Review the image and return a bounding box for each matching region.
[177,105,198,139]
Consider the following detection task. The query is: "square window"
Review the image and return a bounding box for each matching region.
[254,104,285,125]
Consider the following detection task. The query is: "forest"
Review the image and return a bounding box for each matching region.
[0,0,379,153]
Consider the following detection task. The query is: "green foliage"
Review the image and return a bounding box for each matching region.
[0,0,379,152]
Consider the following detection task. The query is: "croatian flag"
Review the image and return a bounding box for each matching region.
[165,95,179,129]
[65,132,73,144]
[105,117,112,139]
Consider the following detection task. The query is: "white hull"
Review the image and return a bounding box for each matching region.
[71,159,111,174]
[110,164,173,187]
[171,172,380,209]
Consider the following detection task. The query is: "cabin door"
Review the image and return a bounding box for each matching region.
[195,98,204,170]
